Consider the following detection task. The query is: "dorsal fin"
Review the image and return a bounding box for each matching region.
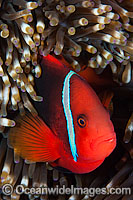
[41,55,66,70]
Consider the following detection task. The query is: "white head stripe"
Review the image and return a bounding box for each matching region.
[62,70,78,162]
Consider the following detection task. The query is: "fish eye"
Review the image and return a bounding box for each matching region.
[77,115,86,128]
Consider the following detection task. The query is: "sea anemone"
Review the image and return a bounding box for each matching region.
[0,0,132,130]
[0,0,133,199]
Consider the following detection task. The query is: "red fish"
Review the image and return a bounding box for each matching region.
[8,55,116,174]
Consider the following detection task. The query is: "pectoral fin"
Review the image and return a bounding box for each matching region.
[8,112,60,162]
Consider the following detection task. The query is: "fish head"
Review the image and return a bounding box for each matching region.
[71,74,116,162]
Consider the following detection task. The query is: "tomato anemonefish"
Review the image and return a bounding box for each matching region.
[8,55,116,174]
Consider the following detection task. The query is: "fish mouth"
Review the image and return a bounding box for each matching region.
[85,134,116,160]
[102,136,116,143]
[95,133,116,145]
[96,135,116,150]
[90,134,116,149]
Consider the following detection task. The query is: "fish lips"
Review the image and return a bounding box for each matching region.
[90,134,117,158]
[76,135,116,167]
[90,132,116,148]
